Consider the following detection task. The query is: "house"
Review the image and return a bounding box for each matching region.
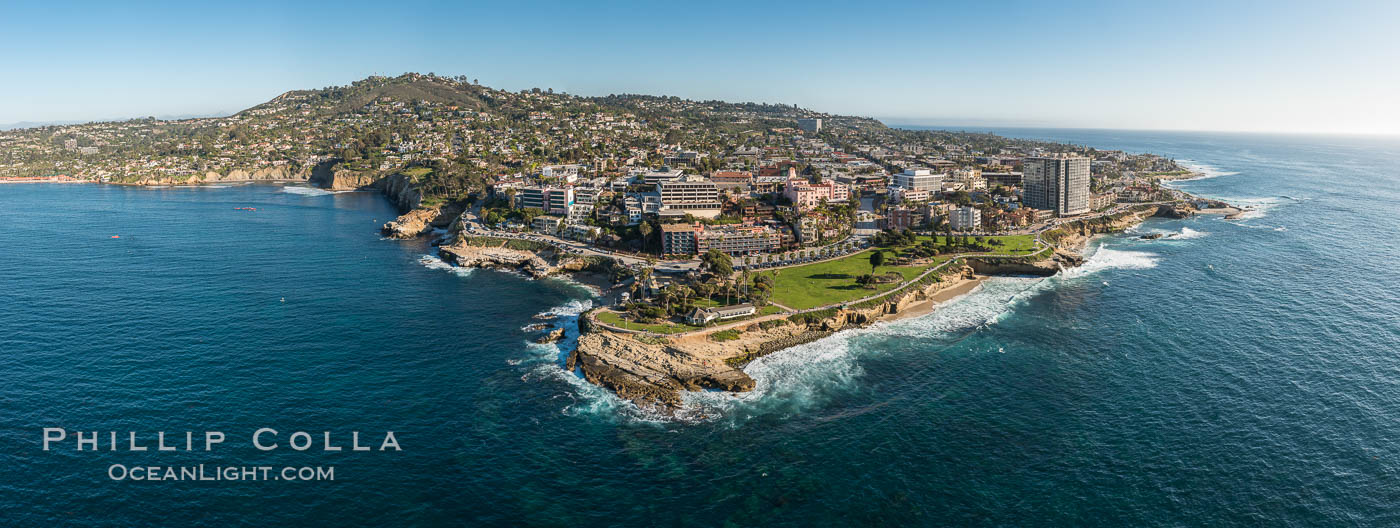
[532,215,564,233]
[685,303,758,325]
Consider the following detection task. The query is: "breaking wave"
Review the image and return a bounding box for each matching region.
[1214,194,1304,221]
[1060,245,1159,279]
[417,254,475,277]
[1170,160,1240,182]
[1134,226,1209,240]
[1173,227,1208,239]
[516,296,678,423]
[281,186,341,196]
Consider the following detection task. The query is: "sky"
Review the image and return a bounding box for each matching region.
[2,0,1398,135]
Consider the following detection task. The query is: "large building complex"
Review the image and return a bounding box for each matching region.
[661,223,782,256]
[782,168,848,210]
[1023,155,1090,216]
[514,186,574,215]
[657,174,722,218]
[892,168,942,192]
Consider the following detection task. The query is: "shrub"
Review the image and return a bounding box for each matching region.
[709,329,742,342]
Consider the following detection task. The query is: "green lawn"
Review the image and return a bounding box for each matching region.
[912,234,1039,255]
[594,310,700,334]
[765,235,1040,310]
[401,167,433,178]
[768,250,943,310]
[594,304,786,334]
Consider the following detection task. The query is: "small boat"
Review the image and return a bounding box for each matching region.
[110,235,120,239]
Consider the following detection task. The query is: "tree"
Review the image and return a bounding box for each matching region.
[869,250,885,274]
[638,221,654,253]
[702,249,733,277]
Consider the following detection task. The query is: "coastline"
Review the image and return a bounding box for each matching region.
[556,200,1234,412]
[54,165,1235,414]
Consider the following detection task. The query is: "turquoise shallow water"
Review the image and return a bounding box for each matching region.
[3,130,1400,526]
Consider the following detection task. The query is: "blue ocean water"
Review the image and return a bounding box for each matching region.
[3,129,1400,526]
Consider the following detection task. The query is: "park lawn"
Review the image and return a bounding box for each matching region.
[595,310,700,334]
[912,234,1040,255]
[768,250,942,310]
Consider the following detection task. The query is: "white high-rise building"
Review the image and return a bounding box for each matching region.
[1023,155,1090,216]
[797,118,822,133]
[892,168,943,192]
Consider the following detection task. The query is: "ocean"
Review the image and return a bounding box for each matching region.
[3,129,1400,526]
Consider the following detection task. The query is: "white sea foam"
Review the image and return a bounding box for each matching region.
[1213,194,1305,221]
[1170,160,1240,183]
[518,296,676,423]
[1135,226,1208,240]
[1172,227,1208,239]
[1059,245,1159,279]
[417,254,475,277]
[281,186,341,196]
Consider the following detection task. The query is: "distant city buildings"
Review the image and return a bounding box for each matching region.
[1023,155,1090,216]
[797,118,822,133]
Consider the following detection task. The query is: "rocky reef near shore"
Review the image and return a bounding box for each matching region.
[1048,203,1195,251]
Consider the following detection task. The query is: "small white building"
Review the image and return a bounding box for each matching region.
[685,303,758,325]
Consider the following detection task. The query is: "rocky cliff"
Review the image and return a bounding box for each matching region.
[199,166,307,183]
[305,160,447,237]
[120,165,310,185]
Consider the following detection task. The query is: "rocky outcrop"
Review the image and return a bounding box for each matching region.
[438,243,555,278]
[1049,204,1189,250]
[436,236,623,278]
[535,328,566,344]
[381,200,465,239]
[967,250,1082,276]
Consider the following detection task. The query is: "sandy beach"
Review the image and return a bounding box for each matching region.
[889,275,989,322]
